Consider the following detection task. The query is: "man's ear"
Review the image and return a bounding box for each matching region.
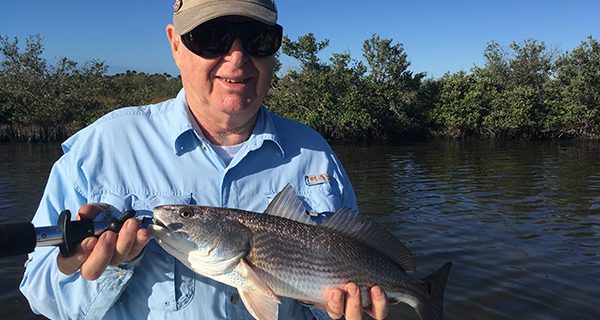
[166,24,182,59]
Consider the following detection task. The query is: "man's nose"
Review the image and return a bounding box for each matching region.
[223,38,249,65]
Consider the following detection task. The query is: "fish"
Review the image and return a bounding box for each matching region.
[148,185,452,320]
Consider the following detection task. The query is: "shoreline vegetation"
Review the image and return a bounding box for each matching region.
[1,34,599,143]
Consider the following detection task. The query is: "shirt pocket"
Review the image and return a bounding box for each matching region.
[109,194,196,312]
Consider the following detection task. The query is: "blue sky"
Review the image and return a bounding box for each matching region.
[1,0,598,78]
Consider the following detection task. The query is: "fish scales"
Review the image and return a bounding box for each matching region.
[149,185,452,320]
[228,207,415,302]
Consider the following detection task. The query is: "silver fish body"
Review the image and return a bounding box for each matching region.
[148,185,452,320]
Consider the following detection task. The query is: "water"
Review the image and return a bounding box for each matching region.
[1,141,599,319]
[335,140,600,320]
[0,143,61,320]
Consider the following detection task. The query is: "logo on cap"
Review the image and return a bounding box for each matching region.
[173,0,183,12]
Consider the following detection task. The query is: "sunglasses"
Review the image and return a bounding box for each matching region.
[181,19,283,59]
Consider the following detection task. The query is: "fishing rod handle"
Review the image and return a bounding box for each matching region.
[0,210,95,258]
[0,221,36,257]
[0,207,136,258]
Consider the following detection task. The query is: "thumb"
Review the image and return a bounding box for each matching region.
[76,204,103,221]
[57,236,97,275]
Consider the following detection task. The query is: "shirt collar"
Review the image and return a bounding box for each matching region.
[171,89,201,156]
[248,106,285,158]
[171,88,284,158]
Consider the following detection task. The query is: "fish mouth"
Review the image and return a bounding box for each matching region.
[153,216,168,229]
[152,217,184,233]
[147,216,171,236]
[148,215,187,243]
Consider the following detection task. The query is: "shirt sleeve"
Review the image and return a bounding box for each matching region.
[19,153,140,320]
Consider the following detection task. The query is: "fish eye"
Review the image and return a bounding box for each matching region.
[179,209,193,219]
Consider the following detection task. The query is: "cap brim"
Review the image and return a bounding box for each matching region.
[174,2,277,34]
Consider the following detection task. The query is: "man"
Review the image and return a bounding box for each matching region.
[20,0,388,319]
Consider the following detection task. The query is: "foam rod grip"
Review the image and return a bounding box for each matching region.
[0,222,36,257]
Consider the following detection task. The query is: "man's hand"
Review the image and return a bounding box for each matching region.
[56,204,151,280]
[326,283,388,320]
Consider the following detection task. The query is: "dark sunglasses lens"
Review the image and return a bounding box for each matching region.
[184,21,232,58]
[183,21,282,58]
[242,24,282,57]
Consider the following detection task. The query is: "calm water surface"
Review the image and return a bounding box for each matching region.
[1,141,599,319]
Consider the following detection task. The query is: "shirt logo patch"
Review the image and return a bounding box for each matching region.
[305,174,330,186]
[173,0,183,12]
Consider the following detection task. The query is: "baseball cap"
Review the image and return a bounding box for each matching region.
[173,0,278,35]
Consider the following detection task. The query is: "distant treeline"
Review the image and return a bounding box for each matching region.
[1,33,599,142]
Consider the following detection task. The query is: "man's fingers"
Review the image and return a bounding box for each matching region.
[80,231,116,280]
[343,283,362,320]
[367,286,388,320]
[57,237,96,275]
[127,228,151,261]
[57,204,104,276]
[76,204,103,221]
[326,288,345,319]
[109,219,138,265]
[59,206,150,279]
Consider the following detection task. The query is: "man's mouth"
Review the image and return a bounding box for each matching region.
[218,76,250,84]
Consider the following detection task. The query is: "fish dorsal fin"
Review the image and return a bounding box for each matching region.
[264,184,315,225]
[322,209,416,272]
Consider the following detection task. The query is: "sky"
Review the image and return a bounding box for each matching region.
[0,0,598,78]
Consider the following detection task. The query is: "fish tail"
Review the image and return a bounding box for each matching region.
[414,261,453,320]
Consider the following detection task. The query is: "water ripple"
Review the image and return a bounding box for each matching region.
[335,141,600,320]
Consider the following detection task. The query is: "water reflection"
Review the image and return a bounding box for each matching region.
[334,140,600,319]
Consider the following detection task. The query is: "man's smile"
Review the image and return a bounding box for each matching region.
[217,76,252,87]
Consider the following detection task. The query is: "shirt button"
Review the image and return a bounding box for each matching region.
[118,291,129,303]
[230,293,240,304]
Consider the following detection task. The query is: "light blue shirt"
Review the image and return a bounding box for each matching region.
[19,89,358,320]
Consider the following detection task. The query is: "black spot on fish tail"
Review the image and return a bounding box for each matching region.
[416,261,452,320]
[426,281,433,296]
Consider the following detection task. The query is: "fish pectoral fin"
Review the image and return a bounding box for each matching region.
[239,289,280,320]
[238,259,281,303]
[236,259,281,320]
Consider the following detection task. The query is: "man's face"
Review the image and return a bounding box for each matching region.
[167,18,275,125]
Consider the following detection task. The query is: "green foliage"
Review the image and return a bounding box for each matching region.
[545,36,600,137]
[430,37,600,139]
[268,33,427,141]
[0,34,181,141]
[2,32,600,142]
[281,33,330,71]
[363,34,412,84]
[0,35,109,127]
[267,53,375,140]
[432,71,482,132]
